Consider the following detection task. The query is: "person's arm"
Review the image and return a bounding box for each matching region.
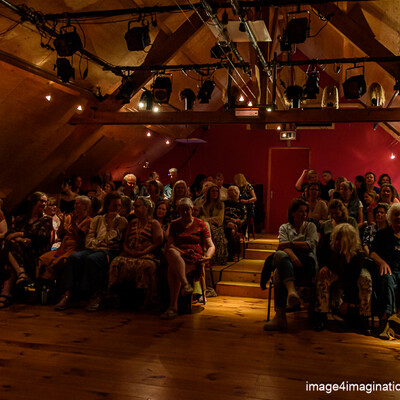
[370,251,392,275]
[295,169,308,191]
[357,205,364,228]
[85,216,101,250]
[137,220,163,256]
[201,236,215,260]
[0,218,7,239]
[242,189,257,204]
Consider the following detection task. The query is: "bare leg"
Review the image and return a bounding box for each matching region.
[165,248,189,311]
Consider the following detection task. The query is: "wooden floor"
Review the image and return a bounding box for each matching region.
[1,297,400,400]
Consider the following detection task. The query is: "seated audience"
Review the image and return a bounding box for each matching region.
[58,178,78,214]
[202,184,228,266]
[119,195,134,221]
[320,199,358,245]
[355,175,366,205]
[190,174,207,201]
[378,173,392,189]
[87,175,106,203]
[44,197,62,250]
[54,192,127,311]
[146,179,164,204]
[339,181,363,228]
[233,173,257,235]
[224,185,246,261]
[363,190,379,224]
[295,169,319,193]
[321,170,335,201]
[1,192,52,307]
[38,196,92,283]
[379,183,399,206]
[330,176,347,200]
[162,198,215,319]
[108,197,163,308]
[264,198,318,331]
[304,183,328,227]
[72,175,86,195]
[365,172,380,194]
[314,223,371,334]
[103,181,116,194]
[118,173,138,202]
[215,173,228,201]
[164,168,178,199]
[168,180,188,220]
[0,199,7,240]
[370,203,400,339]
[154,200,171,242]
[362,203,389,256]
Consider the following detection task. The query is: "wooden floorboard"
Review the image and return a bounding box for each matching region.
[1,297,400,399]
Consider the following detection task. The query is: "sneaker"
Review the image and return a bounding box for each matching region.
[54,295,71,311]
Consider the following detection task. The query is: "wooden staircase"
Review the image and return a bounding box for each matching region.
[214,235,278,299]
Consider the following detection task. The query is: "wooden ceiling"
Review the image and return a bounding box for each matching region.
[0,1,400,210]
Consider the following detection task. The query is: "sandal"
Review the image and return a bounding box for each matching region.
[0,295,12,309]
[16,271,34,287]
[181,283,193,297]
[54,295,71,311]
[160,308,178,320]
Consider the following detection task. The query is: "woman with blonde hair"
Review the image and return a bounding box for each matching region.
[168,180,188,220]
[314,223,372,334]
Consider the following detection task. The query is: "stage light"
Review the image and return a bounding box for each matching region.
[77,105,83,111]
[153,106,159,112]
[210,42,230,59]
[239,95,245,102]
[286,17,309,44]
[239,22,246,32]
[303,71,320,99]
[54,25,83,57]
[55,58,75,83]
[266,104,274,112]
[221,9,228,25]
[197,80,215,104]
[277,125,281,130]
[180,88,196,110]
[367,82,385,107]
[391,153,396,160]
[146,131,151,137]
[116,79,135,104]
[284,85,303,108]
[45,95,51,101]
[343,66,366,99]
[166,139,170,145]
[153,75,172,103]
[322,85,339,109]
[247,101,253,107]
[125,20,151,51]
[138,89,153,110]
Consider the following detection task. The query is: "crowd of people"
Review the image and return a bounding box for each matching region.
[1,167,400,336]
[265,169,400,340]
[0,169,255,320]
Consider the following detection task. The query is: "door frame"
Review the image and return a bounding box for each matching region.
[266,146,311,233]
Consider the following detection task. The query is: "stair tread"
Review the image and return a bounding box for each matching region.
[223,263,263,273]
[217,281,261,287]
[246,249,275,253]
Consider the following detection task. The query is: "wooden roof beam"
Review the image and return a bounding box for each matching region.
[70,108,400,127]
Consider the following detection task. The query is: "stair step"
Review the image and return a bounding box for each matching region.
[247,242,278,250]
[216,281,268,299]
[245,249,275,260]
[219,260,264,284]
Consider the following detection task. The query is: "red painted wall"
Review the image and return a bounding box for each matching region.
[149,122,399,230]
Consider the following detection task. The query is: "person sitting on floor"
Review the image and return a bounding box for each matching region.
[224,185,246,261]
[38,196,92,290]
[108,196,163,308]
[314,223,372,335]
[264,198,318,331]
[54,192,127,311]
[370,203,400,339]
[0,192,52,308]
[162,198,215,320]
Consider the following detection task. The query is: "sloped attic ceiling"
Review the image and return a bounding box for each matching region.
[1,0,400,211]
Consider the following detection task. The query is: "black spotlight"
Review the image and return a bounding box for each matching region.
[153,76,172,103]
[303,71,320,99]
[239,22,246,32]
[180,89,196,110]
[343,66,366,99]
[197,80,215,104]
[284,85,303,109]
[138,89,153,110]
[55,58,75,83]
[286,16,309,44]
[221,9,228,25]
[115,79,135,104]
[125,20,151,51]
[210,42,230,59]
[54,25,83,57]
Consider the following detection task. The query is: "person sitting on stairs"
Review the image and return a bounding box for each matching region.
[264,198,318,331]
